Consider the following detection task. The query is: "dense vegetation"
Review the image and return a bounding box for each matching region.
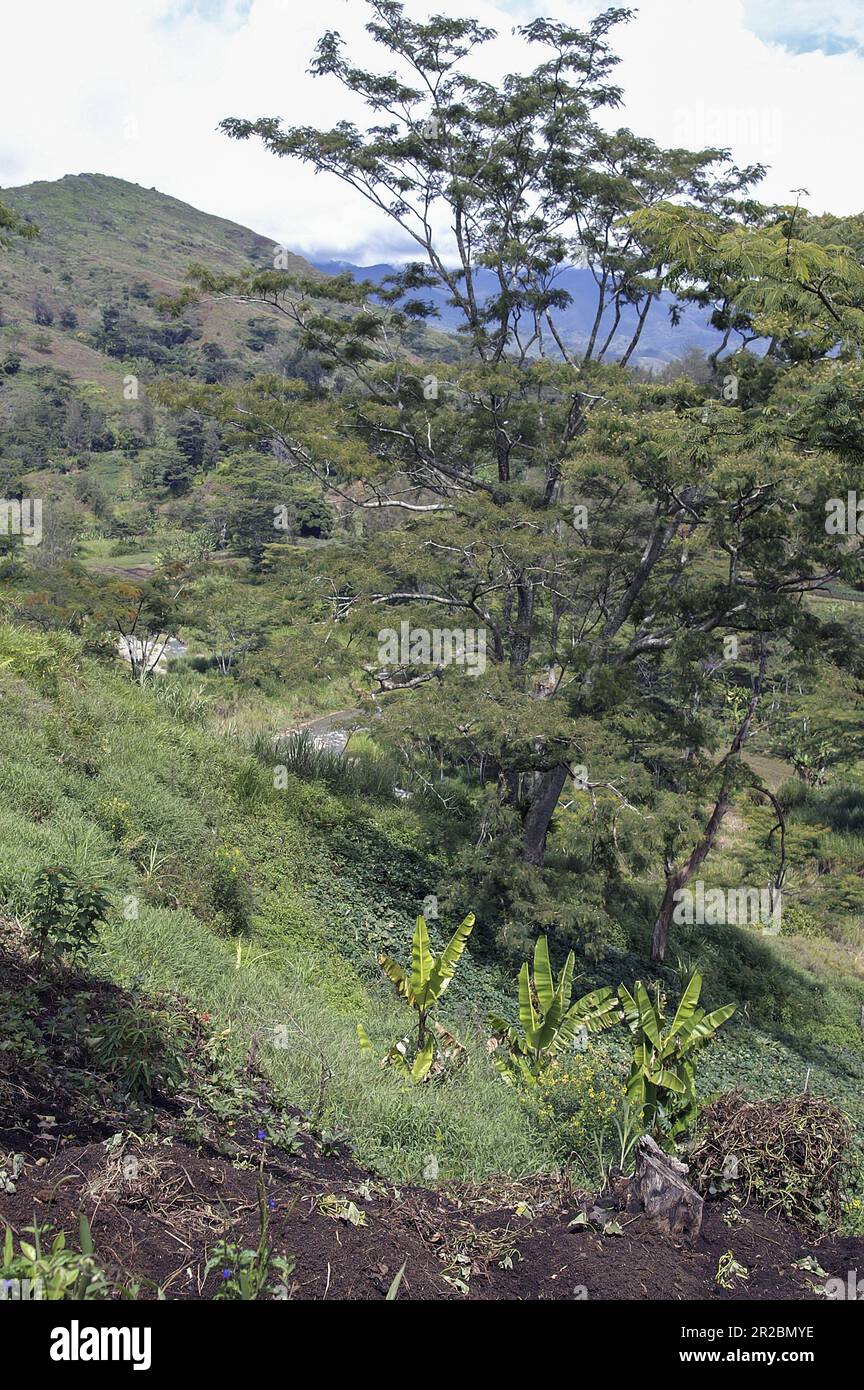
[2,1,864,1300]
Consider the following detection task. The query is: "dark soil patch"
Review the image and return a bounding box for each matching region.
[3,1136,860,1300]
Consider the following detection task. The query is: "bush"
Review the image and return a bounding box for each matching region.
[781,903,824,938]
[210,846,256,935]
[85,998,187,1100]
[521,1057,624,1173]
[27,865,111,964]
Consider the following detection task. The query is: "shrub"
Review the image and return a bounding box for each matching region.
[85,998,187,1101]
[488,936,619,1084]
[619,972,736,1149]
[27,865,111,964]
[210,845,256,935]
[522,1056,624,1171]
[360,912,475,1083]
[781,904,824,939]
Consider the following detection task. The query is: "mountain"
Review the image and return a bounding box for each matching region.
[313,258,734,370]
[0,174,318,386]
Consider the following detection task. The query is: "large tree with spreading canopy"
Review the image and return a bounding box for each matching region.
[174,2,864,960]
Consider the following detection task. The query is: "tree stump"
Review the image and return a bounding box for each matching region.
[632,1135,703,1242]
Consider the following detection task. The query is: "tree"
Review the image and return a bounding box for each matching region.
[244,317,278,352]
[175,410,207,473]
[183,2,864,960]
[192,574,268,675]
[137,445,194,497]
[0,196,37,250]
[108,572,187,684]
[198,341,233,383]
[30,295,54,327]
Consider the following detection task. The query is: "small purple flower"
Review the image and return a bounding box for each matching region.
[256,1128,266,1141]
[221,1269,232,1280]
[268,1198,277,1212]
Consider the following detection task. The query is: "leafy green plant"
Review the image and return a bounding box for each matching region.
[86,999,186,1101]
[27,865,111,964]
[590,1099,643,1186]
[317,1127,354,1159]
[1,1215,109,1300]
[618,971,736,1147]
[211,846,256,935]
[521,1055,624,1175]
[362,912,475,1083]
[489,936,619,1085]
[207,1238,295,1300]
[715,1251,748,1288]
[267,1118,304,1155]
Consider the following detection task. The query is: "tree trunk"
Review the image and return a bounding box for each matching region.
[632,1135,703,1241]
[522,764,570,866]
[651,794,730,962]
[650,643,768,962]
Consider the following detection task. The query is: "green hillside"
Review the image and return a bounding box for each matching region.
[0,173,315,385]
[1,621,862,1192]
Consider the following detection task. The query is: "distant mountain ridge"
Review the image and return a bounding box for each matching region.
[313,258,731,369]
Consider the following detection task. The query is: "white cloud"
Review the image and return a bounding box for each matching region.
[742,0,864,52]
[0,0,861,262]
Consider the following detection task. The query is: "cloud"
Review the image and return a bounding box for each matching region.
[1,0,861,262]
[742,0,864,54]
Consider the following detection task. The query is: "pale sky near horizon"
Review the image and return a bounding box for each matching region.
[1,0,862,262]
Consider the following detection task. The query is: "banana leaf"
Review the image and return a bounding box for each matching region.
[428,912,475,999]
[518,961,538,1042]
[410,915,436,1006]
[379,953,415,1005]
[668,969,703,1037]
[634,981,662,1047]
[532,935,557,1013]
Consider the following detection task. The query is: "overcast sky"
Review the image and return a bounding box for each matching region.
[1,0,862,262]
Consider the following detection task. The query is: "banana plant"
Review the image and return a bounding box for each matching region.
[359,912,475,1083]
[488,936,619,1084]
[618,971,735,1147]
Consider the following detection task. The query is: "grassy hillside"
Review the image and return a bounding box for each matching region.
[2,172,864,1305]
[0,621,545,1183]
[0,173,315,384]
[0,620,861,1221]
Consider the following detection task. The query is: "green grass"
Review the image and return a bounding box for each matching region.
[0,618,861,1200]
[0,621,549,1182]
[96,907,547,1183]
[81,546,159,570]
